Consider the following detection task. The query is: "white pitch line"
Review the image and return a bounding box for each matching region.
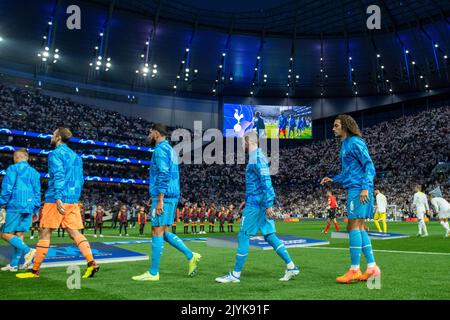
[82,233,450,256]
[301,246,450,256]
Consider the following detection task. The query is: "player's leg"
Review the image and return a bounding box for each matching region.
[216,206,259,283]
[416,211,427,236]
[0,232,20,271]
[30,223,36,239]
[323,217,331,233]
[439,218,450,237]
[380,213,387,233]
[336,218,363,283]
[30,228,51,272]
[162,202,200,276]
[62,204,99,278]
[358,192,381,281]
[134,225,165,280]
[373,212,382,232]
[66,227,100,278]
[333,218,340,231]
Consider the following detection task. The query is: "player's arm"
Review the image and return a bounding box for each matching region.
[412,193,418,209]
[153,148,170,214]
[49,152,66,214]
[352,139,376,188]
[352,139,376,203]
[0,166,17,207]
[255,160,275,217]
[32,171,41,214]
[424,196,430,213]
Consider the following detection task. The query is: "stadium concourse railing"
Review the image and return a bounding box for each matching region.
[0,128,152,185]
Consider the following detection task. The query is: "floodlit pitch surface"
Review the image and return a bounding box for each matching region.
[0,221,449,300]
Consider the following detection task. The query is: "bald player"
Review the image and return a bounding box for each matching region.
[216,132,299,283]
[0,149,40,272]
[17,128,100,279]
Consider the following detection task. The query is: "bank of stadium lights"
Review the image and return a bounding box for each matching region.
[0,36,3,42]
[174,47,198,91]
[37,46,60,64]
[135,37,158,78]
[89,31,112,72]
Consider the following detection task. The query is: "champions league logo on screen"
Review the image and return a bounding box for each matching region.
[78,139,96,145]
[0,146,15,151]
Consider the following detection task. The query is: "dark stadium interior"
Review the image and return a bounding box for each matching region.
[0,0,449,219]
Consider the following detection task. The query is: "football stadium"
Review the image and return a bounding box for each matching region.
[0,0,449,308]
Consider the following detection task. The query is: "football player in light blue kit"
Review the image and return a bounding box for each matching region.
[132,123,201,281]
[321,114,381,283]
[216,132,299,283]
[0,148,40,272]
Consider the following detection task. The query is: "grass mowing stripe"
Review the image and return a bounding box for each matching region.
[302,246,450,256]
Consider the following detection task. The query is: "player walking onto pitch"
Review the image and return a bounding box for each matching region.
[254,112,266,138]
[17,128,100,279]
[132,124,201,282]
[288,115,296,138]
[322,191,340,233]
[216,132,299,283]
[0,149,40,272]
[412,184,430,237]
[321,115,381,284]
[374,189,388,233]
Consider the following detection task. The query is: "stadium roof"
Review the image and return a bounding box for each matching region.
[0,0,449,98]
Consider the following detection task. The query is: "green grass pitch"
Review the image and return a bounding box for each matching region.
[0,220,449,300]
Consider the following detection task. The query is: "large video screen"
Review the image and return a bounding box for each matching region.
[223,104,312,139]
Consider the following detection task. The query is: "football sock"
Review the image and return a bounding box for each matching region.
[324,221,331,232]
[421,220,428,235]
[265,233,293,265]
[348,229,362,269]
[163,232,193,260]
[149,235,164,276]
[8,236,31,255]
[233,232,249,273]
[360,229,376,266]
[33,239,50,272]
[334,221,340,231]
[382,219,387,233]
[10,247,22,267]
[74,234,94,263]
